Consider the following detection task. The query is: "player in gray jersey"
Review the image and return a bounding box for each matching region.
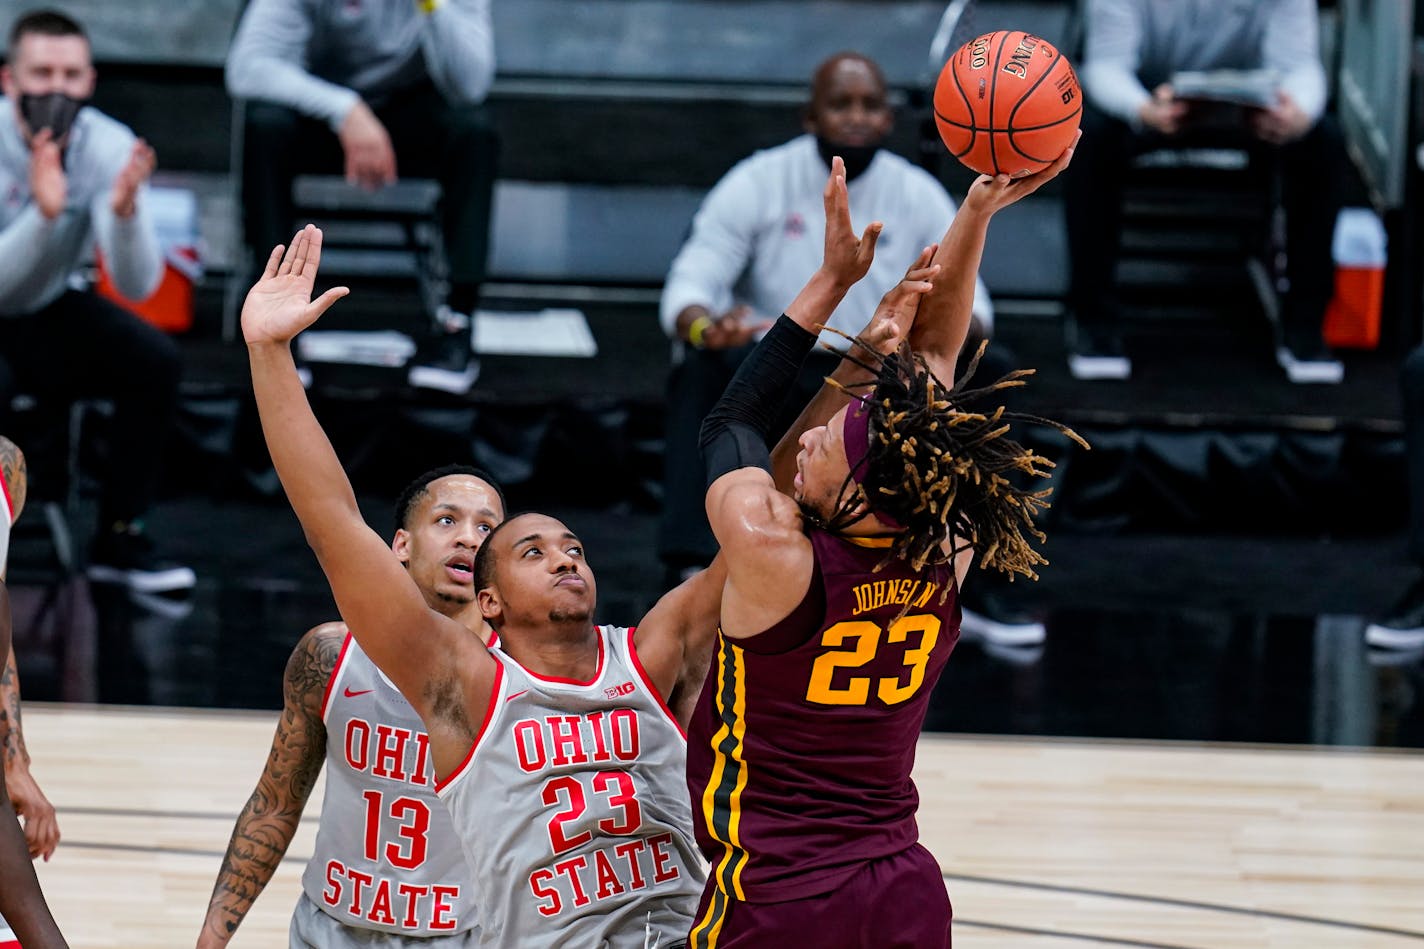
[243,226,724,945]
[241,158,937,942]
[197,465,506,949]
[437,619,703,943]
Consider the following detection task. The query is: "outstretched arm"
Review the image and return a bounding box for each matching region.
[0,436,60,861]
[2,645,59,862]
[912,143,1077,385]
[0,584,67,949]
[636,157,888,683]
[242,227,493,776]
[769,244,940,491]
[196,625,342,949]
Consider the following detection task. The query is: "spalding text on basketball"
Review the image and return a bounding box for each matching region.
[1000,34,1041,79]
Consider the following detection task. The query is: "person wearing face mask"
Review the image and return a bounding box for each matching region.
[658,52,1028,639]
[0,9,193,594]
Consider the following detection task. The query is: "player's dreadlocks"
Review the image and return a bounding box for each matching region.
[814,335,1088,582]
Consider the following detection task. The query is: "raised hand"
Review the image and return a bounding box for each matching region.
[821,155,882,288]
[241,225,350,347]
[855,244,940,356]
[110,138,156,219]
[28,130,65,220]
[961,130,1078,217]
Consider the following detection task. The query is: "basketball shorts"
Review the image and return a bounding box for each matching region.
[288,893,481,949]
[687,843,952,948]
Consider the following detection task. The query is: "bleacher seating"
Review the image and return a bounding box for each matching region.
[5,1,1076,304]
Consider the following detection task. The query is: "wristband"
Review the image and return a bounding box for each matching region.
[687,315,713,349]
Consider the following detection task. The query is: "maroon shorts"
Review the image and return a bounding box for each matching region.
[687,843,952,948]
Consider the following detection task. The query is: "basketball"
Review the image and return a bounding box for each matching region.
[933,30,1082,177]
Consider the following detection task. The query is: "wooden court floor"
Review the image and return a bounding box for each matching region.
[18,703,1424,948]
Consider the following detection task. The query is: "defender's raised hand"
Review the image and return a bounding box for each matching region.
[241,225,349,347]
[821,155,882,288]
[856,244,940,356]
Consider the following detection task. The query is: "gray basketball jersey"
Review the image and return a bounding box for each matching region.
[302,634,479,937]
[436,626,704,948]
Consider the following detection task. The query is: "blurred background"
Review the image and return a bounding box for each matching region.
[3,0,1422,750]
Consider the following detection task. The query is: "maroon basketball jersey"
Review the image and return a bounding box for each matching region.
[685,528,960,903]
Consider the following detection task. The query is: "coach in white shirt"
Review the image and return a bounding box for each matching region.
[657,52,993,581]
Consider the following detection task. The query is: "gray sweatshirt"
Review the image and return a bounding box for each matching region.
[1081,0,1327,127]
[225,0,495,130]
[0,101,162,317]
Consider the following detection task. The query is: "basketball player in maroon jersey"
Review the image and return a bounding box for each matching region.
[0,438,69,948]
[197,464,505,948]
[687,143,1080,946]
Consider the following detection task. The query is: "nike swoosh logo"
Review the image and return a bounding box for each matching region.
[506,689,529,702]
[344,688,374,698]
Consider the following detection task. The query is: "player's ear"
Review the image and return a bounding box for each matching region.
[477,587,502,623]
[392,528,412,565]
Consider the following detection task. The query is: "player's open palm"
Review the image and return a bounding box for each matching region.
[821,155,882,288]
[963,129,1078,217]
[858,244,939,356]
[241,224,349,346]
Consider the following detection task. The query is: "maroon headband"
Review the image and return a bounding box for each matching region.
[841,399,905,530]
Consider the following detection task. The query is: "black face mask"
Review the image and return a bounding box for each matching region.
[19,91,86,142]
[814,135,880,181]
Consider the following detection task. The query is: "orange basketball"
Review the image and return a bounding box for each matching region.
[933,30,1082,177]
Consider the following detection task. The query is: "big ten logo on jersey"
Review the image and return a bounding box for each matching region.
[322,717,457,931]
[513,708,685,918]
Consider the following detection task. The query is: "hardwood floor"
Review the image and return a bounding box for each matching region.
[19,705,1424,948]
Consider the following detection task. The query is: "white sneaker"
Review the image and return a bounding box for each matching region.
[409,309,479,394]
[1275,346,1344,384]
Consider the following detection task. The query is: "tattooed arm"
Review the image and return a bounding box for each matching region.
[0,435,26,530]
[0,435,58,860]
[1,644,58,860]
[0,583,68,948]
[196,623,344,949]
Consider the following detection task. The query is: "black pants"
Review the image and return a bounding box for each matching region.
[241,82,499,311]
[0,291,180,526]
[1403,345,1424,565]
[1064,102,1344,335]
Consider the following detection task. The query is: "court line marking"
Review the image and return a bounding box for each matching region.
[52,839,1424,943]
[59,804,317,823]
[955,919,1195,948]
[944,872,1424,941]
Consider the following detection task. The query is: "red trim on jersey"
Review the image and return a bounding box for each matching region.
[319,630,355,721]
[434,661,504,795]
[519,626,606,686]
[0,467,12,523]
[485,629,500,648]
[625,626,687,739]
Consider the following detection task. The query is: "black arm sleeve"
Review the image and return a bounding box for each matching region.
[699,315,818,486]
